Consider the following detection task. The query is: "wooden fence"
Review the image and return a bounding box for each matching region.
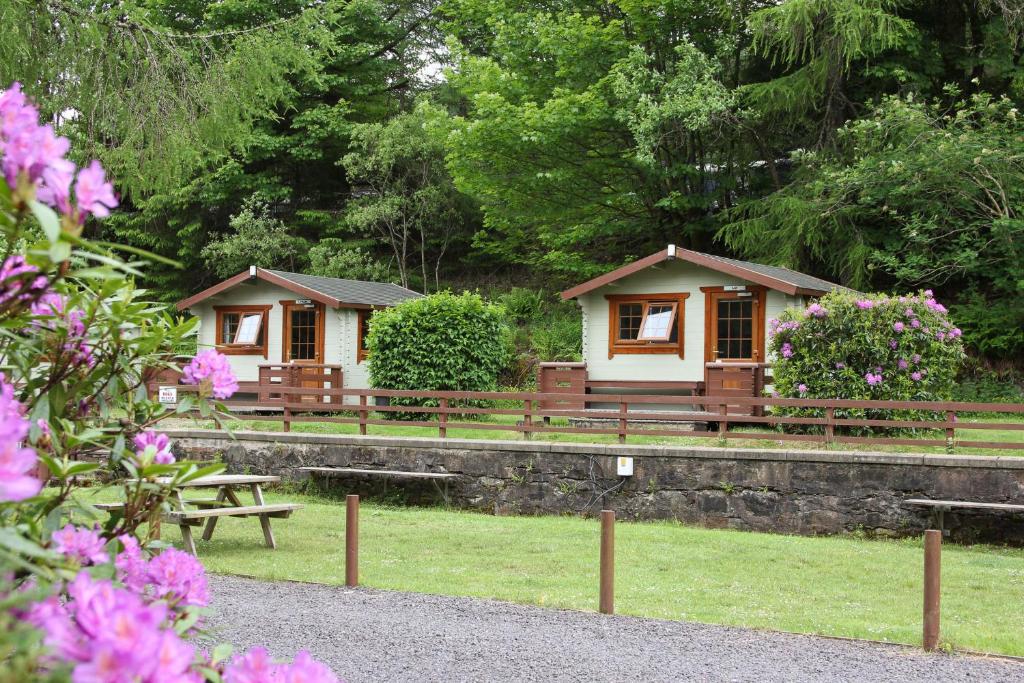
[163,382,1024,452]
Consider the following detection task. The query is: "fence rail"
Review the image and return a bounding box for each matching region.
[158,382,1024,452]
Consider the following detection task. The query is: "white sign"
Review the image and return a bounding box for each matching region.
[617,456,634,477]
[723,285,747,291]
[295,299,312,304]
[158,386,178,404]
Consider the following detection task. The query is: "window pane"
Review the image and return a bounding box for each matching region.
[717,340,728,356]
[233,314,263,345]
[718,319,728,337]
[221,313,239,344]
[290,310,317,360]
[741,340,752,358]
[638,304,675,340]
[618,303,643,340]
[730,340,741,358]
[742,319,752,338]
[729,319,741,337]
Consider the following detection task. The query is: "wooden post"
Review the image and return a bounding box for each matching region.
[346,495,359,587]
[523,399,533,440]
[600,509,614,614]
[358,395,367,436]
[718,403,728,441]
[923,529,941,651]
[438,397,448,439]
[824,407,835,445]
[283,406,291,433]
[945,410,956,453]
[617,402,627,444]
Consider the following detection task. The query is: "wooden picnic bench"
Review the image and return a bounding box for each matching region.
[905,498,1024,534]
[298,467,459,505]
[99,474,302,556]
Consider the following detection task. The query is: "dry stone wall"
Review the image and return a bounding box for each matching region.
[166,430,1024,543]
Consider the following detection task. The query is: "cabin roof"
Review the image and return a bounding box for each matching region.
[176,267,422,311]
[560,246,851,300]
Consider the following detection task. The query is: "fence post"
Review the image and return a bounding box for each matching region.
[718,403,729,442]
[358,395,367,436]
[523,399,533,440]
[923,529,941,651]
[824,406,835,445]
[438,397,448,439]
[945,410,956,453]
[617,402,627,444]
[600,509,615,614]
[283,406,291,433]
[346,494,359,587]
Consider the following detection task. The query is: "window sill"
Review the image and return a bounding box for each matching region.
[217,345,267,358]
[608,344,683,359]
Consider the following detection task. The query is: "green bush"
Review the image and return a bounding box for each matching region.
[768,290,966,429]
[531,310,582,362]
[367,292,510,417]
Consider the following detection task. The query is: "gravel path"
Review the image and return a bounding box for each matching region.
[205,575,1024,682]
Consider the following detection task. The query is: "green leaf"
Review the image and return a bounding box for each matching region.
[29,200,61,243]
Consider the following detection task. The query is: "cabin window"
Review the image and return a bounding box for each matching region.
[606,294,689,359]
[357,309,371,362]
[214,305,270,357]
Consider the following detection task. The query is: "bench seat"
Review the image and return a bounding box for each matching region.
[905,499,1024,512]
[298,467,459,480]
[164,503,303,521]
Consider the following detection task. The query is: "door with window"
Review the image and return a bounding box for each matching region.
[281,301,325,402]
[703,288,766,363]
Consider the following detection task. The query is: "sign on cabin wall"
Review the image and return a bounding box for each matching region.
[158,386,178,404]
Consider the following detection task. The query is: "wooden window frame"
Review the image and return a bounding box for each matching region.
[700,286,767,363]
[214,305,271,358]
[605,293,689,359]
[357,309,372,363]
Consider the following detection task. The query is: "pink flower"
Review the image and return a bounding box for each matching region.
[805,303,827,318]
[115,535,149,594]
[182,349,238,399]
[0,375,40,502]
[835,362,845,370]
[936,332,946,341]
[855,299,874,309]
[925,298,947,314]
[912,354,922,364]
[892,322,904,333]
[898,358,909,369]
[133,430,175,465]
[911,371,923,381]
[74,160,119,220]
[146,548,209,607]
[888,340,898,350]
[904,308,915,317]
[864,372,883,387]
[797,383,808,394]
[949,328,962,338]
[781,342,794,359]
[51,524,109,566]
[911,318,921,328]
[0,255,47,308]
[280,651,340,683]
[225,647,338,683]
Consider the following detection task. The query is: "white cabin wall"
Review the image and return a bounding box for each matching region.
[578,260,803,383]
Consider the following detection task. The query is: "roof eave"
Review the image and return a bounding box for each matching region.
[560,249,670,300]
[175,268,343,311]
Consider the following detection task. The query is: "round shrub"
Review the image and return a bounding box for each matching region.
[768,290,966,428]
[367,292,510,416]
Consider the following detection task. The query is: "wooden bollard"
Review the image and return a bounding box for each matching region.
[346,495,359,587]
[600,509,614,614]
[923,529,941,651]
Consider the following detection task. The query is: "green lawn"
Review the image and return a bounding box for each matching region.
[166,413,1024,457]
[85,487,1024,656]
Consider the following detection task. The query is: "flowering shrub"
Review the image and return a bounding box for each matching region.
[767,290,966,429]
[0,84,339,682]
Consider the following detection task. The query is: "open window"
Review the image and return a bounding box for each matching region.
[606,294,688,358]
[214,305,270,357]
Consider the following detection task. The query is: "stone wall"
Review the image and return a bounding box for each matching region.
[166,430,1024,543]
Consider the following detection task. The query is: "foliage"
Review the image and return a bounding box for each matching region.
[722,92,1024,359]
[307,239,395,282]
[0,84,338,682]
[768,290,966,429]
[531,311,583,363]
[366,292,510,414]
[344,104,471,291]
[200,195,306,277]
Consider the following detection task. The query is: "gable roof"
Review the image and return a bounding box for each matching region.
[176,267,422,311]
[560,245,850,300]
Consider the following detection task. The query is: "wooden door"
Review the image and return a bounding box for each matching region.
[281,301,325,402]
[703,288,766,363]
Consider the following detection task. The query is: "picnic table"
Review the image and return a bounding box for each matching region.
[906,498,1024,535]
[160,474,302,556]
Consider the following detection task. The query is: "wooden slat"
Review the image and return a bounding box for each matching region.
[905,499,1024,512]
[298,467,458,480]
[165,503,302,520]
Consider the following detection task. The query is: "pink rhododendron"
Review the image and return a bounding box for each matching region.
[51,524,108,566]
[182,349,238,399]
[805,303,827,318]
[892,321,904,333]
[74,160,119,220]
[145,548,209,608]
[781,342,793,358]
[133,430,175,465]
[0,254,48,308]
[224,647,339,683]
[864,372,883,386]
[0,373,40,501]
[911,371,923,381]
[797,383,808,394]
[855,299,874,309]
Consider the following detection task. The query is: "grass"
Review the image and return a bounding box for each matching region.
[164,413,1024,457]
[82,486,1024,657]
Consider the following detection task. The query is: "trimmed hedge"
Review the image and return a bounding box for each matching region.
[366,292,510,417]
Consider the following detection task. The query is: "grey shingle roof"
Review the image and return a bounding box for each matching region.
[694,252,852,294]
[265,270,422,307]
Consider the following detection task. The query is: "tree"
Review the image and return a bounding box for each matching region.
[343,104,469,291]
[307,239,395,282]
[200,195,306,277]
